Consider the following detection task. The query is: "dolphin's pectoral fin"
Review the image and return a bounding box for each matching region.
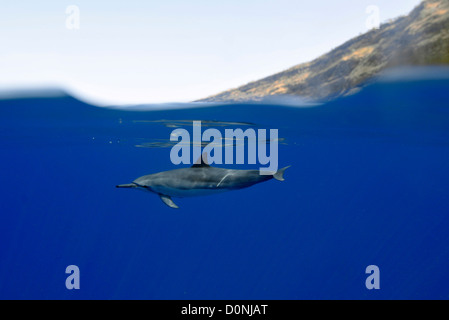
[159,194,179,209]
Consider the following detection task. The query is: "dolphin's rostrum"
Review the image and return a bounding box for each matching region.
[116,152,290,209]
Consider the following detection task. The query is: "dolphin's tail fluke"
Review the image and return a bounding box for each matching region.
[273,166,291,181]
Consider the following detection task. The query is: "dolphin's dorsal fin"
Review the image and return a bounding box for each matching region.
[191,151,210,168]
[159,194,179,209]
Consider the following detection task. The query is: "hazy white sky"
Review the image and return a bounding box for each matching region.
[0,0,421,105]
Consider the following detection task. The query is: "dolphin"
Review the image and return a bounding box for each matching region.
[116,153,290,209]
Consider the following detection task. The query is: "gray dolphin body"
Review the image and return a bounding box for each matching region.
[116,158,290,209]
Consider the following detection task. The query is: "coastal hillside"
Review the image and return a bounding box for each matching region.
[198,0,449,103]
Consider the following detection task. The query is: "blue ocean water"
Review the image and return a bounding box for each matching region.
[0,68,448,299]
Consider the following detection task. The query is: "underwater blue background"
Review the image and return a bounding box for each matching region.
[0,68,448,299]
